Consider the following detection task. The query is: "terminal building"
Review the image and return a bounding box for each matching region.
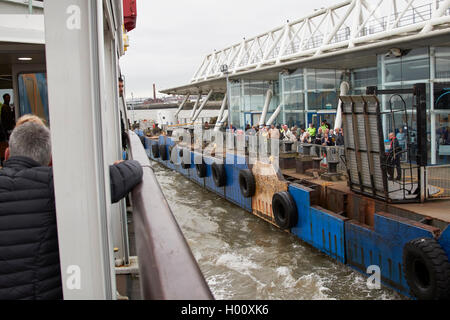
[162,0,450,165]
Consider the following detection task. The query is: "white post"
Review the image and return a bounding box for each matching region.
[192,89,213,122]
[214,94,228,131]
[304,68,309,127]
[258,89,273,127]
[44,0,116,299]
[381,55,388,139]
[277,22,291,64]
[266,104,282,126]
[348,0,362,48]
[174,94,190,119]
[430,47,437,165]
[334,81,350,129]
[220,111,229,125]
[190,94,201,120]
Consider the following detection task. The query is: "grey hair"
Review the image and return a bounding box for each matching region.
[9,122,52,166]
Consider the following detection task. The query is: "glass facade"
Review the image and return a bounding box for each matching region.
[228,80,279,128]
[434,47,450,164]
[436,47,450,79]
[227,46,450,164]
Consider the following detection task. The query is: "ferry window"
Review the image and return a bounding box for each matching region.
[17,73,49,123]
[435,47,450,79]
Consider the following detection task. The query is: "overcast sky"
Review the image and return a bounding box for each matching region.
[119,0,336,99]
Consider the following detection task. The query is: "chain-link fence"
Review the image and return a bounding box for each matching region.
[426,165,450,199]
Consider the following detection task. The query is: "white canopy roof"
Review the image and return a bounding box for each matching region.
[0,14,45,44]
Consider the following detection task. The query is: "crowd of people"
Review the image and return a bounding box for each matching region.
[225,119,345,147]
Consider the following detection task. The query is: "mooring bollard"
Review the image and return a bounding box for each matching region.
[284,142,293,152]
[312,157,322,170]
[302,144,312,156]
[328,160,339,173]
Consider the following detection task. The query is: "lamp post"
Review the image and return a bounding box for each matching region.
[220,64,230,129]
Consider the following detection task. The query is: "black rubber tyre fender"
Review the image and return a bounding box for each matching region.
[159,144,168,161]
[212,162,226,187]
[151,144,160,158]
[403,237,450,300]
[272,191,298,230]
[181,161,190,169]
[239,169,256,198]
[196,162,206,178]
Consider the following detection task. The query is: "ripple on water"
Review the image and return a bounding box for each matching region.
[150,161,402,300]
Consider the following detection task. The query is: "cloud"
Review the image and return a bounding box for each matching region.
[120,0,336,98]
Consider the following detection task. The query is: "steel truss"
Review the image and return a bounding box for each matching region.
[191,0,450,83]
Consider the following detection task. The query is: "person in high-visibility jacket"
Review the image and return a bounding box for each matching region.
[307,123,316,139]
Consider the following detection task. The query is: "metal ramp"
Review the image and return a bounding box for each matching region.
[340,95,388,200]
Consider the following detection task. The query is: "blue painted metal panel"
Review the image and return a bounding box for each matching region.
[289,184,347,263]
[309,207,347,263]
[224,153,252,212]
[204,155,225,197]
[345,213,436,297]
[189,151,205,187]
[289,184,311,240]
[438,225,450,262]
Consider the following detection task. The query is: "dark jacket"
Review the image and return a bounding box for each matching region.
[0,157,143,300]
[388,137,402,159]
[336,133,344,146]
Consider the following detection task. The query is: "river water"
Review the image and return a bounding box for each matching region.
[151,161,403,300]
